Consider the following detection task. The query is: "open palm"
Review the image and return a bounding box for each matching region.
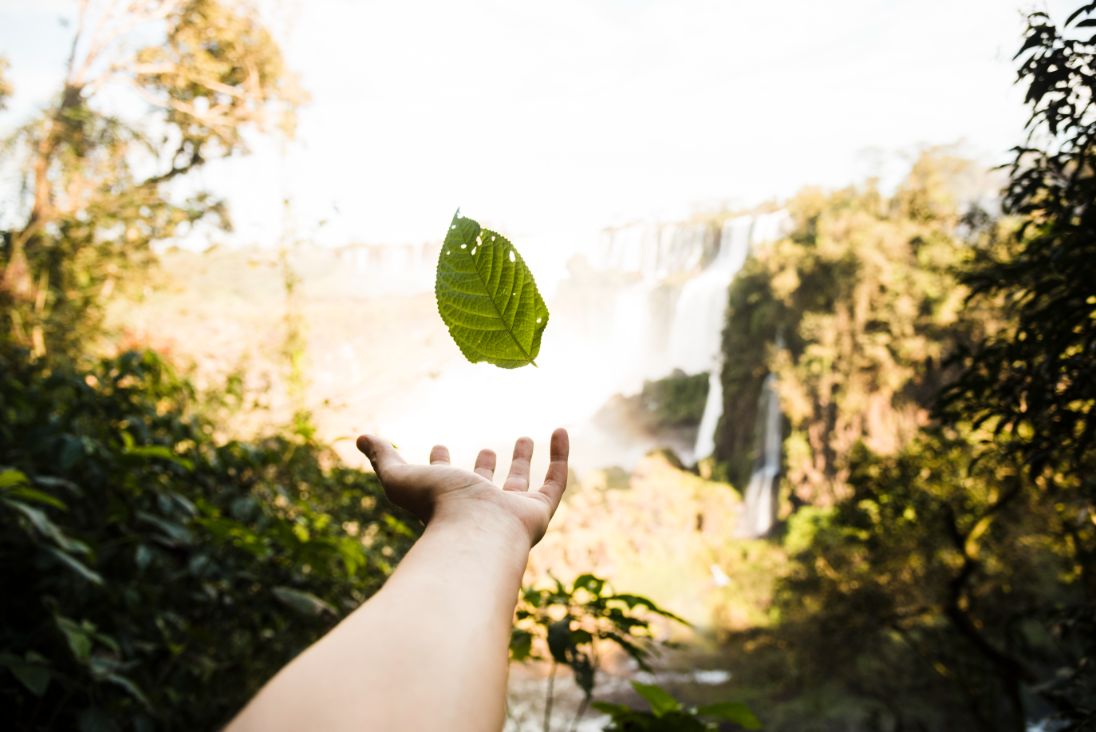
[356,429,569,546]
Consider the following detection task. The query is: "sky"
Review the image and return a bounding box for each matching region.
[0,0,1073,249]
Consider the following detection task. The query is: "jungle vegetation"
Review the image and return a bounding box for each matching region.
[0,1,1093,731]
[713,5,1095,729]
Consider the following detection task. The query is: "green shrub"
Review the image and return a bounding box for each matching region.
[0,342,417,730]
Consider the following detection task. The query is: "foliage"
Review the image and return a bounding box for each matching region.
[714,8,1096,728]
[632,370,710,431]
[714,151,972,503]
[435,211,549,368]
[594,681,760,731]
[935,5,1096,727]
[0,341,417,729]
[770,430,1081,730]
[510,573,687,731]
[0,56,11,112]
[0,0,302,355]
[591,370,710,458]
[941,4,1095,496]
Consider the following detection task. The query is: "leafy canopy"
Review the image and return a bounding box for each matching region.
[435,211,549,368]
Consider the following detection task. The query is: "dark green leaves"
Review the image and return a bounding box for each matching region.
[632,681,681,716]
[696,701,762,729]
[0,342,418,728]
[0,652,51,696]
[594,682,761,731]
[435,211,549,368]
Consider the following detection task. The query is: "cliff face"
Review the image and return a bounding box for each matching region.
[715,154,977,507]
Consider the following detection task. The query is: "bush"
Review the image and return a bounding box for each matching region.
[0,342,417,730]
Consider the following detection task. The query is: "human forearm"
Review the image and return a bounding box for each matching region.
[229,505,530,731]
[230,429,569,732]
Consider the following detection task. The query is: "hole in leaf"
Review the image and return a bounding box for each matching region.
[460,243,467,249]
[508,250,516,263]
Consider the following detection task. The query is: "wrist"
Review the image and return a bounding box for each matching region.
[428,493,533,560]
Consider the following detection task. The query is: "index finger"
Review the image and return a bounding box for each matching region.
[536,428,569,512]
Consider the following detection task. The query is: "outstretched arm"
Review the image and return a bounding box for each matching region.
[228,429,570,732]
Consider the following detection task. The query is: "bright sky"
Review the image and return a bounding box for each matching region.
[0,0,1072,248]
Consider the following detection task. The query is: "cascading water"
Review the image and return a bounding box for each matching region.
[344,208,789,474]
[737,372,782,537]
[691,210,790,460]
[577,209,790,465]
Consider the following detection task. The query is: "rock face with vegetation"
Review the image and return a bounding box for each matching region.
[714,153,974,505]
[710,6,1096,730]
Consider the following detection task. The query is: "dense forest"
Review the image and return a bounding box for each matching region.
[1,1,1094,731]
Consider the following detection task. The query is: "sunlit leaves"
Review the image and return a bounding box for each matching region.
[632,681,681,716]
[510,572,689,728]
[435,211,549,368]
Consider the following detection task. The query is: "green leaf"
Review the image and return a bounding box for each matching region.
[631,681,681,717]
[435,211,549,368]
[572,573,606,596]
[0,468,28,489]
[590,701,634,716]
[56,616,94,664]
[3,498,89,554]
[46,548,104,585]
[7,486,67,510]
[0,652,50,696]
[124,444,194,471]
[612,593,690,626]
[136,511,193,546]
[547,618,574,663]
[509,628,534,662]
[697,701,761,729]
[272,586,336,616]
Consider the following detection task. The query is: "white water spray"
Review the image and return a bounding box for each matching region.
[737,372,782,537]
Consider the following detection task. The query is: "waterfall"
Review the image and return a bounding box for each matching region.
[345,241,439,295]
[579,209,789,464]
[693,368,723,460]
[737,372,782,537]
[691,210,789,460]
[666,217,752,372]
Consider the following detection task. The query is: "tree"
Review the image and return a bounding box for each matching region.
[714,151,973,505]
[938,4,1096,725]
[942,3,1096,492]
[736,7,1096,729]
[0,0,302,355]
[770,429,1083,731]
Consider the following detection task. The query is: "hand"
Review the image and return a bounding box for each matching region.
[355,429,569,547]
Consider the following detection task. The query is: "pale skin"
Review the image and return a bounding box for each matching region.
[228,428,570,732]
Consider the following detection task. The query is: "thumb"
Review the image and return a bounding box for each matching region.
[355,435,407,480]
